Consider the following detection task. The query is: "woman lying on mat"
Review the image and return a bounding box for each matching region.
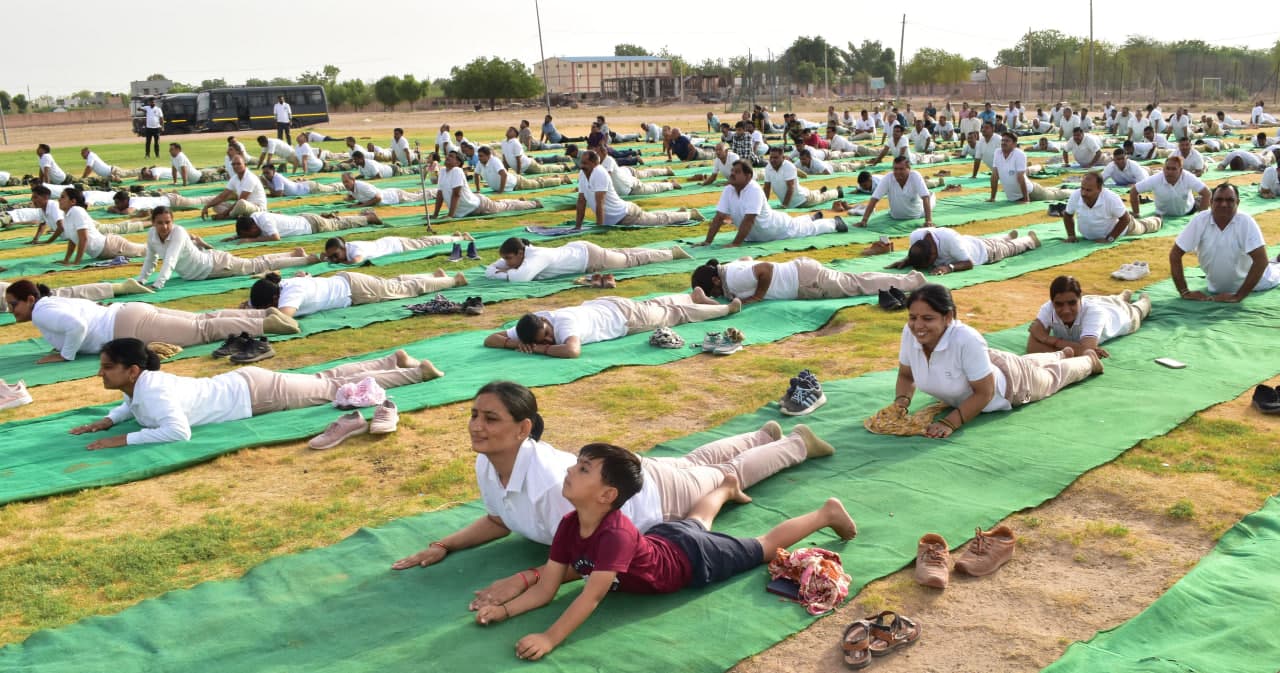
[321,232,472,265]
[4,279,300,364]
[688,256,925,304]
[245,269,467,317]
[68,338,441,449]
[894,284,1103,439]
[1026,275,1151,358]
[0,278,153,313]
[484,237,692,282]
[391,381,835,607]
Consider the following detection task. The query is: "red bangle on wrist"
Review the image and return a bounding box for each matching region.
[527,567,540,584]
[429,541,449,553]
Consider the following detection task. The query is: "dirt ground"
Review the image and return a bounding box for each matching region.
[4,101,1277,672]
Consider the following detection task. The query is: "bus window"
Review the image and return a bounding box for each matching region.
[307,90,324,105]
[289,91,308,106]
[248,93,269,108]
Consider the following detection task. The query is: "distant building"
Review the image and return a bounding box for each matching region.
[533,56,676,101]
[131,79,173,98]
[978,66,1052,98]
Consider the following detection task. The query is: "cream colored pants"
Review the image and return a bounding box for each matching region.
[581,241,674,272]
[989,349,1095,407]
[207,249,311,278]
[792,257,928,299]
[237,352,423,414]
[340,271,461,304]
[643,428,808,519]
[112,303,267,345]
[601,294,734,335]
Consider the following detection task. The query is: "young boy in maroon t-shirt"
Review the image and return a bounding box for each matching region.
[474,442,858,661]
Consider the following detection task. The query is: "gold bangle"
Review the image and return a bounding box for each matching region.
[501,604,511,619]
[938,417,957,431]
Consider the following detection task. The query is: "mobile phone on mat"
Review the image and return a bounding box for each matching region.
[1155,358,1186,369]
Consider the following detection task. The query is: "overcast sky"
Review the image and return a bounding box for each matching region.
[5,1,1278,98]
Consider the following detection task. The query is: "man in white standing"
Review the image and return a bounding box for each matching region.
[274,95,293,144]
[142,97,164,159]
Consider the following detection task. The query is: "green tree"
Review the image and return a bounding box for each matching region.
[793,61,818,86]
[904,48,971,92]
[13,94,29,114]
[398,74,423,110]
[0,91,12,112]
[614,43,651,56]
[783,35,846,73]
[967,57,989,72]
[340,80,373,111]
[442,57,542,111]
[145,73,168,81]
[657,47,690,76]
[299,65,341,87]
[374,75,402,110]
[846,40,896,84]
[168,81,197,93]
[995,30,1081,67]
[325,81,347,109]
[199,78,228,89]
[245,78,269,87]
[268,77,295,86]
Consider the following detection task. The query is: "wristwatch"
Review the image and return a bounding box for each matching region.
[1105,235,1115,242]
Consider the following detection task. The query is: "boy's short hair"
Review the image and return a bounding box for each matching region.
[578,443,643,509]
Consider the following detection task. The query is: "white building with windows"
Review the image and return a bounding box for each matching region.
[533,56,676,100]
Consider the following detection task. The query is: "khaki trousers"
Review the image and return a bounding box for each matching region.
[792,257,928,299]
[99,235,147,259]
[582,241,674,272]
[514,175,568,190]
[601,294,734,335]
[474,195,539,214]
[304,213,370,233]
[207,249,311,278]
[299,180,342,194]
[989,349,1095,407]
[386,188,430,203]
[237,352,422,415]
[0,282,112,312]
[520,159,562,174]
[830,161,866,173]
[340,271,460,305]
[643,429,807,520]
[96,220,147,235]
[618,202,691,226]
[625,180,677,196]
[791,187,837,208]
[112,303,266,346]
[397,234,462,251]
[979,233,1039,263]
[224,200,264,218]
[1086,293,1147,334]
[164,193,215,210]
[1124,216,1163,236]
[631,167,674,178]
[1029,182,1072,201]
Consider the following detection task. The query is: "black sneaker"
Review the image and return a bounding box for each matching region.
[462,296,484,315]
[837,186,845,199]
[834,216,849,233]
[212,332,253,358]
[1047,202,1066,217]
[465,242,479,260]
[878,289,905,311]
[889,287,907,306]
[1253,384,1280,414]
[229,336,275,363]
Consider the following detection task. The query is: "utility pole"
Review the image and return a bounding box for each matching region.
[534,0,551,114]
[897,14,906,103]
[0,102,7,145]
[1024,27,1031,103]
[824,43,829,101]
[1088,0,1095,107]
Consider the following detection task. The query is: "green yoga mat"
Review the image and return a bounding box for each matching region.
[3,275,1280,672]
[1042,496,1280,673]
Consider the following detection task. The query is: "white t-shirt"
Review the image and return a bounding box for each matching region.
[345,237,405,262]
[171,152,202,183]
[764,160,808,208]
[882,135,910,160]
[501,138,528,173]
[991,148,1033,201]
[1101,160,1147,186]
[1065,188,1126,240]
[1262,166,1280,194]
[801,157,833,175]
[485,241,590,281]
[278,275,354,316]
[475,438,660,545]
[872,171,933,220]
[601,155,639,195]
[476,155,512,193]
[712,151,740,180]
[359,158,394,179]
[106,369,253,445]
[1133,171,1206,217]
[64,206,106,257]
[1065,134,1102,166]
[31,297,120,361]
[38,200,63,226]
[578,168,628,225]
[855,118,875,134]
[139,225,215,288]
[251,212,311,238]
[973,134,1001,169]
[908,128,932,152]
[274,101,292,123]
[715,182,792,238]
[1219,150,1265,171]
[1035,297,1131,344]
[437,166,481,216]
[294,142,322,172]
[898,322,1010,412]
[83,190,116,207]
[350,180,398,205]
[828,135,857,152]
[263,138,295,161]
[1174,211,1279,294]
[909,227,988,267]
[722,260,800,300]
[435,131,453,153]
[267,173,307,197]
[390,136,412,164]
[144,104,164,129]
[39,153,67,184]
[504,299,628,345]
[84,151,113,177]
[1177,149,1206,175]
[227,171,267,208]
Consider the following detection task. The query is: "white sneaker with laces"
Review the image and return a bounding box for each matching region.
[369,400,399,434]
[0,379,33,410]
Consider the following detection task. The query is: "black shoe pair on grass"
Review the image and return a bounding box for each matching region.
[1253,385,1280,414]
[878,287,908,311]
[212,332,274,364]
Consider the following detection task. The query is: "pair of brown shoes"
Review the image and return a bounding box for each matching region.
[914,525,1015,589]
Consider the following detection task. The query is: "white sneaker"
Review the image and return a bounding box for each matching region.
[1110,263,1134,280]
[369,400,399,434]
[1119,261,1150,281]
[0,380,33,410]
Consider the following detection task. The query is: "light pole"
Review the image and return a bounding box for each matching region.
[534,0,551,114]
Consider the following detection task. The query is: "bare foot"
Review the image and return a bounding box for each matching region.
[690,286,718,304]
[1087,350,1104,375]
[1008,229,1019,239]
[420,359,445,381]
[454,272,468,286]
[362,209,383,225]
[394,349,419,369]
[1120,288,1133,302]
[721,472,753,504]
[1134,292,1152,319]
[292,246,308,257]
[1060,346,1075,358]
[460,231,475,241]
[433,268,448,277]
[1028,230,1041,248]
[823,498,858,540]
[670,181,682,189]
[727,297,743,314]
[531,199,542,208]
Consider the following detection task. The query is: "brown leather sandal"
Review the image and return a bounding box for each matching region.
[841,620,873,669]
[867,610,921,656]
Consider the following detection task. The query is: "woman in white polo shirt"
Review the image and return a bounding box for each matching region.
[4,279,299,365]
[1128,155,1210,219]
[229,209,380,243]
[390,380,832,608]
[246,268,467,317]
[68,338,440,449]
[0,278,152,313]
[57,187,147,265]
[689,256,925,304]
[137,207,314,290]
[1062,173,1163,243]
[893,284,1101,439]
[322,231,472,265]
[1026,275,1151,358]
[484,237,691,282]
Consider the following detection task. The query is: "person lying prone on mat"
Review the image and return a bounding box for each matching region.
[4,279,300,364]
[482,294,740,358]
[321,232,472,265]
[0,278,153,313]
[688,256,925,305]
[245,269,467,318]
[391,381,838,610]
[1025,275,1151,358]
[67,338,441,449]
[226,209,383,244]
[893,284,1102,439]
[484,237,691,282]
[887,227,1039,276]
[469,441,857,661]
